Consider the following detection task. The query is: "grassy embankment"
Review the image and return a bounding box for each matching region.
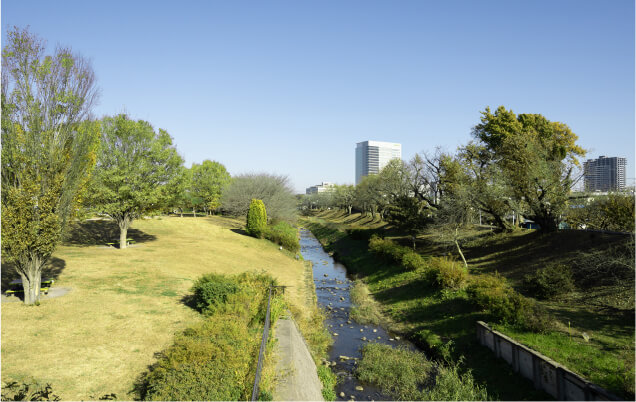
[303,209,635,400]
[1,216,315,400]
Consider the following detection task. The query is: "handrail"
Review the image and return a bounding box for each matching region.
[251,285,286,401]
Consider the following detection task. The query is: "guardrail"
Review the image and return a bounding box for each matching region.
[251,285,286,401]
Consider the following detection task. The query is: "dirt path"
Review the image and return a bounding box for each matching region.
[272,313,324,401]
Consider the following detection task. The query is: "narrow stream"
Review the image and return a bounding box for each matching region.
[300,229,416,401]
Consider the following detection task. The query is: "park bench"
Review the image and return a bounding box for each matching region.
[5,278,55,296]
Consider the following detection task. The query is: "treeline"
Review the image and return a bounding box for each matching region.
[301,106,634,238]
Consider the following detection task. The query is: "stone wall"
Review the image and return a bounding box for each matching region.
[476,321,623,401]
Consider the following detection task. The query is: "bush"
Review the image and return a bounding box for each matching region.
[264,221,300,252]
[466,273,551,332]
[357,343,432,401]
[431,257,467,290]
[369,235,409,265]
[246,199,267,238]
[191,274,240,313]
[522,264,575,299]
[401,251,427,271]
[1,381,60,401]
[422,361,490,401]
[140,271,279,401]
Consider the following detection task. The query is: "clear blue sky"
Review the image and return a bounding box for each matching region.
[2,0,634,193]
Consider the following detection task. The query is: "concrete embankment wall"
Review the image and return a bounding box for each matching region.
[476,321,622,401]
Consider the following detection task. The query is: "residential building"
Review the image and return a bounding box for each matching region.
[306,182,336,195]
[583,156,627,192]
[355,140,402,185]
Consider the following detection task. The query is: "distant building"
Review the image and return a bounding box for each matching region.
[583,156,627,192]
[306,182,336,195]
[355,140,402,185]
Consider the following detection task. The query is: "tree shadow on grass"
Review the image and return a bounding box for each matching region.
[1,257,66,296]
[230,228,249,236]
[63,220,156,247]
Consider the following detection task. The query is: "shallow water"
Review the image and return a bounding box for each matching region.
[300,229,416,401]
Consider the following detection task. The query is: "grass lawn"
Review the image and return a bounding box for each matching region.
[303,210,635,400]
[1,216,308,400]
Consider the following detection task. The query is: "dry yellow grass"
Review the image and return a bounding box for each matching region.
[1,216,307,400]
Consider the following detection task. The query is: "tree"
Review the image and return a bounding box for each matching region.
[1,27,100,304]
[334,185,355,215]
[385,195,432,249]
[220,173,297,223]
[566,193,635,232]
[190,160,231,215]
[246,199,267,238]
[472,106,585,232]
[89,114,184,248]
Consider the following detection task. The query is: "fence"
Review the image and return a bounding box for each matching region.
[251,285,286,401]
[475,321,623,401]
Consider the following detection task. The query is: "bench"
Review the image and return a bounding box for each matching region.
[5,278,55,296]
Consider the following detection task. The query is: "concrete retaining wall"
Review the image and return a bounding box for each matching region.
[476,321,623,401]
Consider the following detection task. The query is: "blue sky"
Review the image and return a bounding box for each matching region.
[2,0,634,193]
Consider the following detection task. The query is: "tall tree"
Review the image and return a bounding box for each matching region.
[1,27,100,304]
[472,106,585,232]
[334,184,355,215]
[190,160,231,215]
[89,114,184,248]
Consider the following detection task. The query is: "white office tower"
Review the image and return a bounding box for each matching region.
[355,141,402,185]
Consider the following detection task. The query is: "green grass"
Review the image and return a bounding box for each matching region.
[303,210,635,400]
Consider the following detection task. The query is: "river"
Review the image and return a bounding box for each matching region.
[299,229,416,401]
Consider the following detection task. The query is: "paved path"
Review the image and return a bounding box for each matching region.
[273,313,324,401]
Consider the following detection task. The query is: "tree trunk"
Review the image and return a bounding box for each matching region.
[19,254,44,305]
[180,208,183,218]
[348,205,352,215]
[118,215,132,249]
[193,207,197,218]
[455,228,468,269]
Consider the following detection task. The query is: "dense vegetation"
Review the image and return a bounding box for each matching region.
[136,272,283,401]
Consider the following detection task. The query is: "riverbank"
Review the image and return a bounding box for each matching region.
[304,210,632,400]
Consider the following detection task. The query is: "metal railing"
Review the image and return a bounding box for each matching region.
[251,285,286,401]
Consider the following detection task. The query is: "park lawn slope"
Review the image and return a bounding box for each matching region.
[1,216,307,400]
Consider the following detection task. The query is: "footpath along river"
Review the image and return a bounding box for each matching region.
[299,229,418,401]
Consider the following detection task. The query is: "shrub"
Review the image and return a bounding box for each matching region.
[368,235,408,263]
[264,221,300,252]
[422,361,490,401]
[466,273,551,332]
[522,264,575,299]
[431,257,466,290]
[401,251,427,271]
[357,343,432,401]
[191,274,240,313]
[246,199,267,238]
[1,381,60,401]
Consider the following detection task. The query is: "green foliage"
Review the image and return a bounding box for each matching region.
[522,264,575,299]
[316,365,337,401]
[140,271,278,401]
[567,193,635,232]
[1,27,100,304]
[1,380,61,401]
[357,343,432,401]
[466,273,551,332]
[88,114,184,240]
[401,251,427,271]
[191,274,240,313]
[431,257,467,290]
[264,221,300,252]
[422,360,490,401]
[368,235,407,262]
[221,173,297,222]
[189,160,231,213]
[472,106,585,232]
[246,199,267,238]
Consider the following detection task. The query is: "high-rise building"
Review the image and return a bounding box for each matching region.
[355,141,402,185]
[583,156,627,192]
